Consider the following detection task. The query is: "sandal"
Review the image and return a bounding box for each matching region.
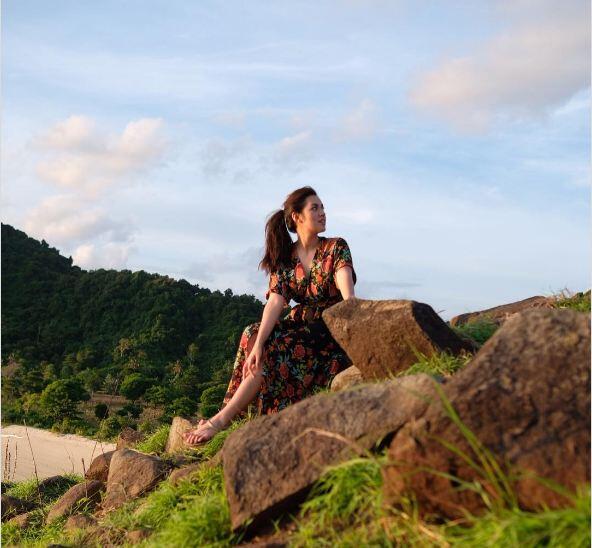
[182,418,224,446]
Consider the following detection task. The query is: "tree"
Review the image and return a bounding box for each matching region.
[119,373,153,400]
[38,379,90,421]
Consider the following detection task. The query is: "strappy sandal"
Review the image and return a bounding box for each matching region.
[182,418,223,446]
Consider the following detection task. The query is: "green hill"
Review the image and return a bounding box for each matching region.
[1,223,263,435]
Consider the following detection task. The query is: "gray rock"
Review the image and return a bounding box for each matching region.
[323,298,473,380]
[329,365,364,392]
[383,308,591,518]
[46,480,104,522]
[102,449,168,511]
[223,374,437,532]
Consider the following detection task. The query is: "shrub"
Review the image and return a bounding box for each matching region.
[119,373,154,400]
[199,385,227,418]
[94,402,109,419]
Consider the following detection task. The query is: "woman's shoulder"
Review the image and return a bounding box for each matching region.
[323,236,349,249]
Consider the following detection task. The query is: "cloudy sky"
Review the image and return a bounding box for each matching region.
[2,0,590,319]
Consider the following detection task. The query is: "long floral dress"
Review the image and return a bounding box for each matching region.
[220,236,357,416]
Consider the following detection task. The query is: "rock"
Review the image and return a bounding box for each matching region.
[449,295,554,327]
[169,462,204,486]
[116,427,145,450]
[8,511,36,528]
[64,513,97,531]
[383,308,591,519]
[165,416,200,453]
[102,449,168,511]
[46,480,104,522]
[127,529,152,543]
[223,374,437,532]
[323,298,474,380]
[85,450,115,483]
[1,495,33,521]
[329,365,364,392]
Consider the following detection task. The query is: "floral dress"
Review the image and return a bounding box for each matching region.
[220,236,357,416]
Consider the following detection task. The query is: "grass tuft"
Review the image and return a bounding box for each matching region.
[550,288,591,312]
[135,424,170,454]
[396,350,473,379]
[452,316,499,345]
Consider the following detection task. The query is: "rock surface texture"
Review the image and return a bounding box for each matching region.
[223,374,438,532]
[323,298,473,380]
[85,450,115,483]
[329,365,364,392]
[165,416,199,454]
[1,495,33,521]
[102,449,168,511]
[46,480,104,522]
[383,308,591,518]
[449,295,554,327]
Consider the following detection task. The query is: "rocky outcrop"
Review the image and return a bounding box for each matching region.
[1,495,34,521]
[102,449,168,511]
[323,298,473,380]
[64,513,97,531]
[223,374,438,532]
[169,462,204,486]
[449,295,554,327]
[329,365,364,392]
[116,427,145,450]
[85,450,115,483]
[7,511,36,528]
[46,480,104,522]
[165,417,200,453]
[383,308,591,519]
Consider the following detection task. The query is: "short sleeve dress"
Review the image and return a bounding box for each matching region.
[220,236,357,415]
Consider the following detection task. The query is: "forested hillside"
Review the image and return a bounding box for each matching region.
[1,223,263,437]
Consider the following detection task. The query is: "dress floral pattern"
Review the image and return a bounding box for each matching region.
[220,236,357,415]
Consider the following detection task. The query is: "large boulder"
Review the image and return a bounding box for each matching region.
[116,427,145,450]
[223,374,438,532]
[165,417,199,454]
[323,298,473,380]
[449,295,554,327]
[85,450,115,483]
[329,365,364,392]
[102,449,168,511]
[383,308,591,519]
[46,480,104,523]
[1,495,34,521]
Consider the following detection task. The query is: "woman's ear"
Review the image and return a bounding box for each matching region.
[291,211,299,225]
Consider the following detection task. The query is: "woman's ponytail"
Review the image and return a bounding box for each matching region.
[259,186,317,274]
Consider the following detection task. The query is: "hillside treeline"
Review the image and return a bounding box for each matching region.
[1,223,263,437]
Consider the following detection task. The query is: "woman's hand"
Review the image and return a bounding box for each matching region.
[243,342,264,380]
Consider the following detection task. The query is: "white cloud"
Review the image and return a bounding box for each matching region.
[73,241,135,270]
[23,194,133,249]
[409,3,590,132]
[336,99,380,141]
[34,116,167,196]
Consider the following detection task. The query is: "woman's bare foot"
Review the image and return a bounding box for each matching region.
[182,417,225,446]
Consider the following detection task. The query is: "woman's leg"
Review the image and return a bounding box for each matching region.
[184,326,263,444]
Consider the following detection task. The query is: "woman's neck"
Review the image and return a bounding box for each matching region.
[295,232,320,254]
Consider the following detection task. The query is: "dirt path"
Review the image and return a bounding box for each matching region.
[1,425,116,482]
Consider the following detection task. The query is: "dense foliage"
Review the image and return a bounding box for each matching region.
[1,223,263,436]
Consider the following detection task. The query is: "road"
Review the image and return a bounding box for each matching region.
[1,425,116,482]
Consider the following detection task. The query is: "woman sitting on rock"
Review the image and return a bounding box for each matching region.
[183,186,357,445]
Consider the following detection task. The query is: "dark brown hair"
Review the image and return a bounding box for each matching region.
[259,186,318,274]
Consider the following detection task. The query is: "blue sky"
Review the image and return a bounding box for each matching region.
[2,0,590,319]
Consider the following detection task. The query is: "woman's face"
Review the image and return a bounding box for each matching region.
[294,195,326,234]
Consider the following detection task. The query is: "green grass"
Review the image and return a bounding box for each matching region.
[396,350,473,379]
[452,316,500,345]
[135,424,170,454]
[550,288,591,312]
[5,473,82,506]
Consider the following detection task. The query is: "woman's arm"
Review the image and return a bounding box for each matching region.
[254,293,286,347]
[335,266,355,300]
[243,293,285,378]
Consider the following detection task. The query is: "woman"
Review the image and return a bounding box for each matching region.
[183,186,356,445]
